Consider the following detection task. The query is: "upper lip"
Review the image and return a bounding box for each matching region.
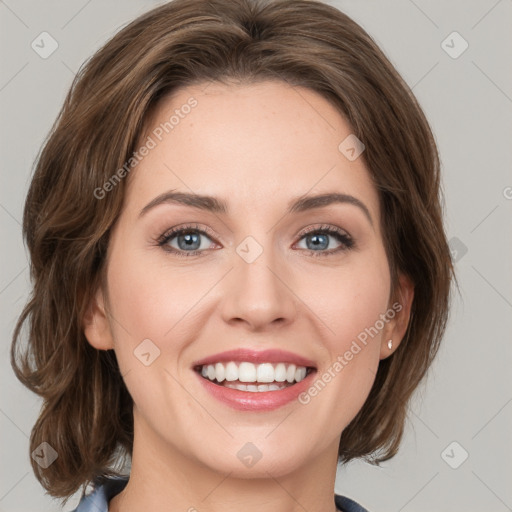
[192,348,317,369]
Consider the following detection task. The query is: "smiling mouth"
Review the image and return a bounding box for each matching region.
[194,361,316,392]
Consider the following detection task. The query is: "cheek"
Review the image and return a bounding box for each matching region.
[303,260,390,421]
[311,253,391,350]
[106,243,201,341]
[103,250,184,387]
[104,247,197,411]
[107,234,391,348]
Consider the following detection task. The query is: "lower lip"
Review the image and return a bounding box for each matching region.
[194,370,316,411]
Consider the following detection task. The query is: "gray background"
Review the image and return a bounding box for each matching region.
[1,1,511,511]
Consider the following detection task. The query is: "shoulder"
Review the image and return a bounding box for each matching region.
[335,493,371,512]
[70,476,129,512]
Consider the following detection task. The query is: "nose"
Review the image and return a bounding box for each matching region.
[219,238,298,332]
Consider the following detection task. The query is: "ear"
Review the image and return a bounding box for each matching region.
[380,272,415,360]
[82,285,115,350]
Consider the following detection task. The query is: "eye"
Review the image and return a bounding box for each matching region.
[156,223,354,258]
[157,224,217,257]
[295,224,354,257]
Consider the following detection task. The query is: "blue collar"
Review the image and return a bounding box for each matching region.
[71,476,369,512]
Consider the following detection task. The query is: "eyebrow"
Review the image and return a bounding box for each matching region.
[139,190,374,227]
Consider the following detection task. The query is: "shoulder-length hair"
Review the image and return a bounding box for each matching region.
[11,0,455,500]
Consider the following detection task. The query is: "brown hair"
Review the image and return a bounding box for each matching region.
[11,0,456,501]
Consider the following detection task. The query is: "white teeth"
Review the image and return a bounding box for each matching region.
[286,364,296,383]
[256,363,275,383]
[225,361,238,381]
[238,362,257,382]
[199,361,311,386]
[295,367,307,382]
[223,382,289,392]
[274,363,287,382]
[215,362,225,382]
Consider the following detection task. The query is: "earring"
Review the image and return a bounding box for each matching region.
[387,339,393,350]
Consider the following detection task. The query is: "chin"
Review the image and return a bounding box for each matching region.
[192,438,312,478]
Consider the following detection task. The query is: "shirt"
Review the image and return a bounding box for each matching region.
[70,476,370,512]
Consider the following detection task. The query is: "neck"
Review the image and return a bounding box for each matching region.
[109,413,341,512]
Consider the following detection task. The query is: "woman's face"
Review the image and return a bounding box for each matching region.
[85,80,412,477]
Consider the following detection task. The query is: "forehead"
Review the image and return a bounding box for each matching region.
[124,80,380,228]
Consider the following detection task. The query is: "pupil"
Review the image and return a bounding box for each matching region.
[179,233,200,250]
[307,233,328,250]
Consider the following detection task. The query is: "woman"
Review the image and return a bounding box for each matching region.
[11,0,455,511]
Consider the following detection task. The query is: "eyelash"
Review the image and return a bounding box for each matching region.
[156,223,355,258]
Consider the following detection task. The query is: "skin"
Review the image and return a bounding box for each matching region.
[83,80,414,512]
